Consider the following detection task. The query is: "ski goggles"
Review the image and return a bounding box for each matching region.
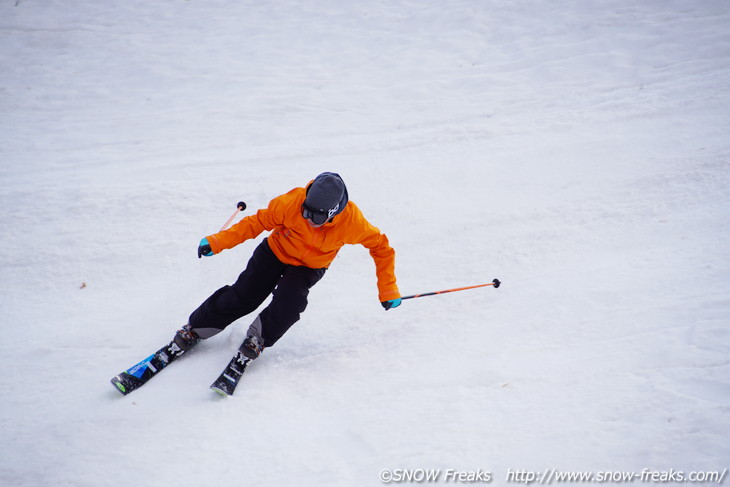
[301,202,330,225]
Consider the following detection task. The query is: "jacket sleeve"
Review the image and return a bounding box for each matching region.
[348,206,401,302]
[205,193,287,254]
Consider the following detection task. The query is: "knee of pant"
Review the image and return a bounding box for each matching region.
[284,290,309,314]
[271,287,309,314]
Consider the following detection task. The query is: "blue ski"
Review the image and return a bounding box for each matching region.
[110,341,185,395]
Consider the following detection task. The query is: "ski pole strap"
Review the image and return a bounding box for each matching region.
[401,279,501,300]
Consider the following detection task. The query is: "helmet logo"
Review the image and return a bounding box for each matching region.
[328,204,339,218]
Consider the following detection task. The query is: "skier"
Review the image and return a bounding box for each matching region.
[170,172,402,360]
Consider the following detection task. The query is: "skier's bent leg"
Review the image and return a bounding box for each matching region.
[182,239,285,344]
[251,264,327,351]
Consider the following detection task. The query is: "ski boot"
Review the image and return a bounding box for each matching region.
[239,333,264,360]
[170,324,201,356]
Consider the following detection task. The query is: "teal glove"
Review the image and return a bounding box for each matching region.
[197,237,214,258]
[381,298,402,311]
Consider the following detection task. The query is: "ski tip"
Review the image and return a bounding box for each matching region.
[110,377,129,395]
[210,385,232,397]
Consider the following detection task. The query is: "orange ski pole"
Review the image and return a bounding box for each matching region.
[220,201,247,231]
[401,279,501,300]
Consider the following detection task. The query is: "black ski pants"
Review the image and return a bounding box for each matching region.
[188,238,326,347]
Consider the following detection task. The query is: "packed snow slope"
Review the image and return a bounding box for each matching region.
[1,1,729,486]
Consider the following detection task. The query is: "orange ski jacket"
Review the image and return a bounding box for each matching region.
[206,186,400,302]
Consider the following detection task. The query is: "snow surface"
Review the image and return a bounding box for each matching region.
[1,1,729,486]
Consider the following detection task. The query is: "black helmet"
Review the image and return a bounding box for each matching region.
[303,172,349,225]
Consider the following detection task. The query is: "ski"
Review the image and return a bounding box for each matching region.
[210,350,252,396]
[110,341,185,395]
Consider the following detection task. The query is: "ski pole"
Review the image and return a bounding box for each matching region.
[220,201,247,231]
[401,279,501,301]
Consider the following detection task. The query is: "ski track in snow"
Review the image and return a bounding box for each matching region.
[1,1,729,486]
